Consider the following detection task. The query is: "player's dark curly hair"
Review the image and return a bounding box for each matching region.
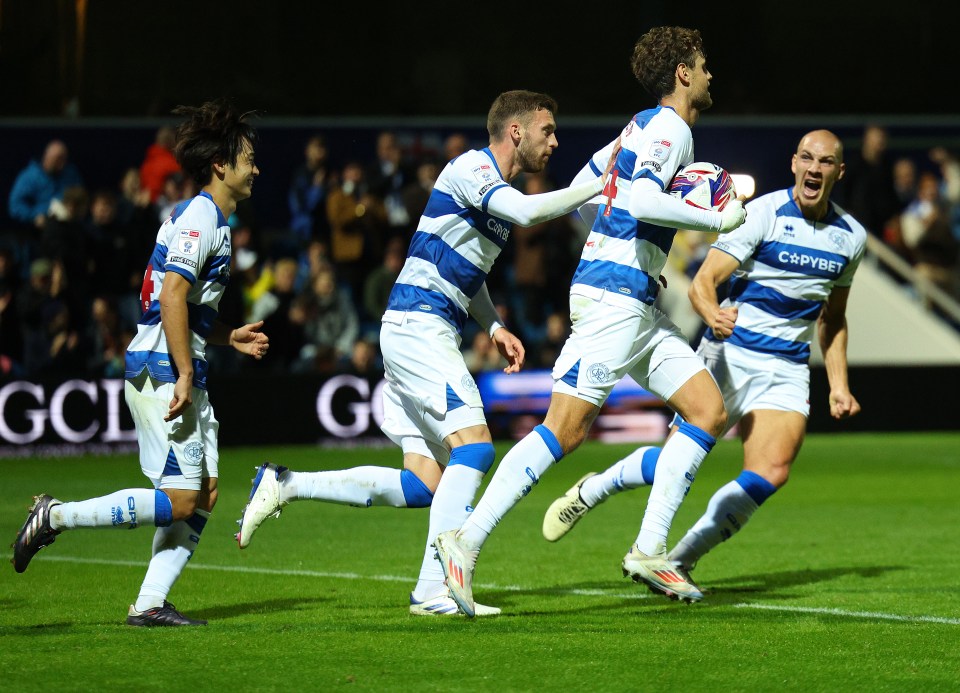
[487,90,558,141]
[172,99,259,187]
[631,27,705,101]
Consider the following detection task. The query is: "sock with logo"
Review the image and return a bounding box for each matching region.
[134,509,209,612]
[413,443,494,601]
[579,446,661,507]
[50,489,173,530]
[634,423,715,555]
[280,467,411,507]
[668,470,778,568]
[458,425,562,552]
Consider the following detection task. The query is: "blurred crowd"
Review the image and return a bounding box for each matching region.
[3,124,959,382]
[1,129,588,381]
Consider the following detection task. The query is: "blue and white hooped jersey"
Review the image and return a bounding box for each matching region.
[707,188,866,364]
[571,106,694,314]
[125,192,231,390]
[384,148,512,337]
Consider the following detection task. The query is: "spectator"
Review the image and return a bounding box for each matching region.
[40,185,93,319]
[326,161,387,298]
[401,159,440,232]
[85,295,128,378]
[838,124,900,238]
[443,132,469,162]
[296,264,359,372]
[8,140,84,229]
[366,131,410,229]
[338,339,383,379]
[362,235,405,324]
[248,257,305,370]
[900,171,960,301]
[139,126,181,203]
[0,265,23,376]
[462,330,506,374]
[288,134,332,244]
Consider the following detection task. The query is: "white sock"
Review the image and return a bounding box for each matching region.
[134,509,209,612]
[459,426,561,551]
[413,464,484,601]
[50,488,168,530]
[281,467,407,507]
[580,446,660,507]
[635,426,713,555]
[669,475,771,568]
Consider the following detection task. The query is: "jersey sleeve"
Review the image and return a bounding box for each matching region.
[710,196,770,264]
[164,200,219,284]
[626,115,693,191]
[834,216,867,288]
[446,151,510,213]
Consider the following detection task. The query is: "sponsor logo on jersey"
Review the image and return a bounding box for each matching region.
[472,164,497,184]
[179,229,201,255]
[586,362,611,384]
[487,217,510,241]
[477,182,500,197]
[778,251,845,274]
[640,160,663,172]
[649,139,672,161]
[168,255,198,269]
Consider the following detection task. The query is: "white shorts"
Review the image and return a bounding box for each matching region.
[698,338,810,430]
[124,372,219,491]
[379,314,487,461]
[552,294,707,406]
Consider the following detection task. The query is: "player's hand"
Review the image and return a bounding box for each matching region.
[600,137,622,185]
[165,375,193,421]
[829,389,861,420]
[711,305,738,340]
[231,320,270,359]
[718,196,747,233]
[492,327,525,374]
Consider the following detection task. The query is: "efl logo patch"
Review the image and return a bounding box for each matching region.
[472,164,497,185]
[648,140,671,161]
[179,229,201,255]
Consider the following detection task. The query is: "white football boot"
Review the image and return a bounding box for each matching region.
[622,543,703,603]
[542,472,596,542]
[433,530,478,617]
[237,462,288,549]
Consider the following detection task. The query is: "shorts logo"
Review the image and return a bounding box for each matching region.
[586,363,611,384]
[461,374,478,393]
[184,442,204,466]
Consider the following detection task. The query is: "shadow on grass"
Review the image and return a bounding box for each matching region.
[194,595,330,620]
[700,564,906,600]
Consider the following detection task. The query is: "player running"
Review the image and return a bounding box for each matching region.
[542,130,865,593]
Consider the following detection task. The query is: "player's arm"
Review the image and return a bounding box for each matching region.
[158,272,194,421]
[817,286,860,420]
[468,283,525,373]
[688,247,741,339]
[209,319,270,359]
[628,177,746,233]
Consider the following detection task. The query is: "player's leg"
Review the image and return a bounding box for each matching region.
[543,446,662,542]
[621,327,725,602]
[11,376,181,574]
[668,409,805,570]
[128,381,217,626]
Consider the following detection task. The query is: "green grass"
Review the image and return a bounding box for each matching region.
[1,433,958,691]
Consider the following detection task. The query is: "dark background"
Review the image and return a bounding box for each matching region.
[1,0,959,118]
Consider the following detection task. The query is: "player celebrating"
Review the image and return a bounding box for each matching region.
[237,90,616,616]
[434,26,748,616]
[542,130,864,589]
[12,100,269,626]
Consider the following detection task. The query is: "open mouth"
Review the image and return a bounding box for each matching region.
[801,178,821,199]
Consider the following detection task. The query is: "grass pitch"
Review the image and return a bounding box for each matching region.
[1,433,958,691]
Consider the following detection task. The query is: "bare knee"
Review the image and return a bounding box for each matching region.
[165,490,200,521]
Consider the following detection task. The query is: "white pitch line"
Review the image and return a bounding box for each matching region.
[38,555,958,624]
[734,602,960,626]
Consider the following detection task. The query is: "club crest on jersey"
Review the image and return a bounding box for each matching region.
[648,140,672,161]
[184,442,204,466]
[179,229,201,255]
[472,164,497,185]
[586,362,611,384]
[829,231,846,250]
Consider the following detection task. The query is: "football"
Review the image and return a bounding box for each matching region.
[668,162,737,212]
